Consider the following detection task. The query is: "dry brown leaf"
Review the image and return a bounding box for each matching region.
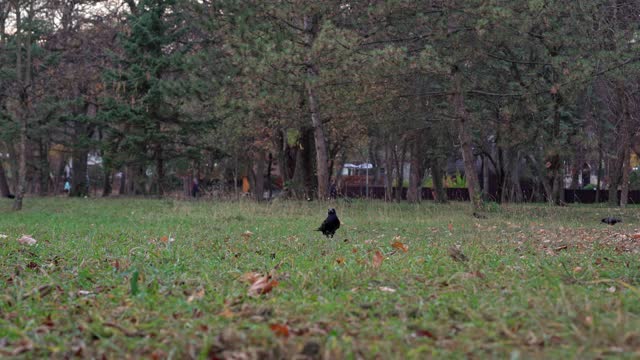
[187,287,205,303]
[378,286,396,293]
[240,272,262,284]
[218,306,234,319]
[391,241,409,253]
[448,246,468,262]
[248,275,278,297]
[372,250,384,269]
[18,235,37,246]
[448,223,453,232]
[631,233,640,240]
[336,257,345,265]
[160,236,169,243]
[269,323,290,337]
[241,231,254,240]
[414,329,436,339]
[351,247,358,253]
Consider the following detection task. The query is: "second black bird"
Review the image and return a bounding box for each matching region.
[601,217,622,225]
[317,208,340,238]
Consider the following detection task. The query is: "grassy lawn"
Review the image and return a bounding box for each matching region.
[1,198,639,359]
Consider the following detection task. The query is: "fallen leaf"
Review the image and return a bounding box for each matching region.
[448,223,453,232]
[0,234,8,239]
[187,287,205,303]
[0,338,33,356]
[607,286,616,293]
[218,306,234,319]
[584,316,593,327]
[448,246,468,262]
[241,231,254,240]
[573,266,583,273]
[18,235,37,246]
[336,257,345,265]
[240,272,262,284]
[248,275,278,297]
[269,323,290,337]
[631,233,640,240]
[378,286,396,293]
[554,245,568,252]
[414,329,436,339]
[351,247,358,253]
[372,250,384,269]
[160,236,169,243]
[392,241,409,253]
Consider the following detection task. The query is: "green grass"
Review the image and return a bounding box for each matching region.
[1,198,640,359]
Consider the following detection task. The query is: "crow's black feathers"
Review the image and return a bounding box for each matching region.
[317,208,340,238]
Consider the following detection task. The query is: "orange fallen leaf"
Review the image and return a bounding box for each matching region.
[218,306,234,319]
[336,257,346,265]
[352,247,358,253]
[248,275,279,296]
[160,236,169,243]
[269,323,290,337]
[415,329,436,339]
[391,241,409,253]
[372,250,384,269]
[448,223,453,232]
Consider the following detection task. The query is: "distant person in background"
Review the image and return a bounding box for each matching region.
[191,178,199,198]
[64,180,71,194]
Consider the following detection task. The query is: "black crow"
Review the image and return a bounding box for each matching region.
[602,217,622,225]
[316,208,340,238]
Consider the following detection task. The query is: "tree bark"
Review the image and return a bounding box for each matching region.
[12,4,28,211]
[431,158,447,203]
[155,144,164,196]
[384,143,393,202]
[0,162,10,197]
[303,14,329,200]
[102,167,112,196]
[451,69,481,210]
[619,84,632,208]
[249,151,266,201]
[407,141,422,203]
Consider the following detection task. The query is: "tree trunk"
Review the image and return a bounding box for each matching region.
[407,141,422,203]
[303,14,329,200]
[595,144,603,203]
[250,152,266,201]
[451,70,481,210]
[71,145,88,197]
[119,168,127,195]
[0,162,11,197]
[430,158,446,203]
[620,146,631,208]
[618,84,632,208]
[155,144,165,196]
[482,155,490,201]
[267,152,273,200]
[383,143,393,201]
[393,141,407,202]
[12,4,28,211]
[102,167,112,196]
